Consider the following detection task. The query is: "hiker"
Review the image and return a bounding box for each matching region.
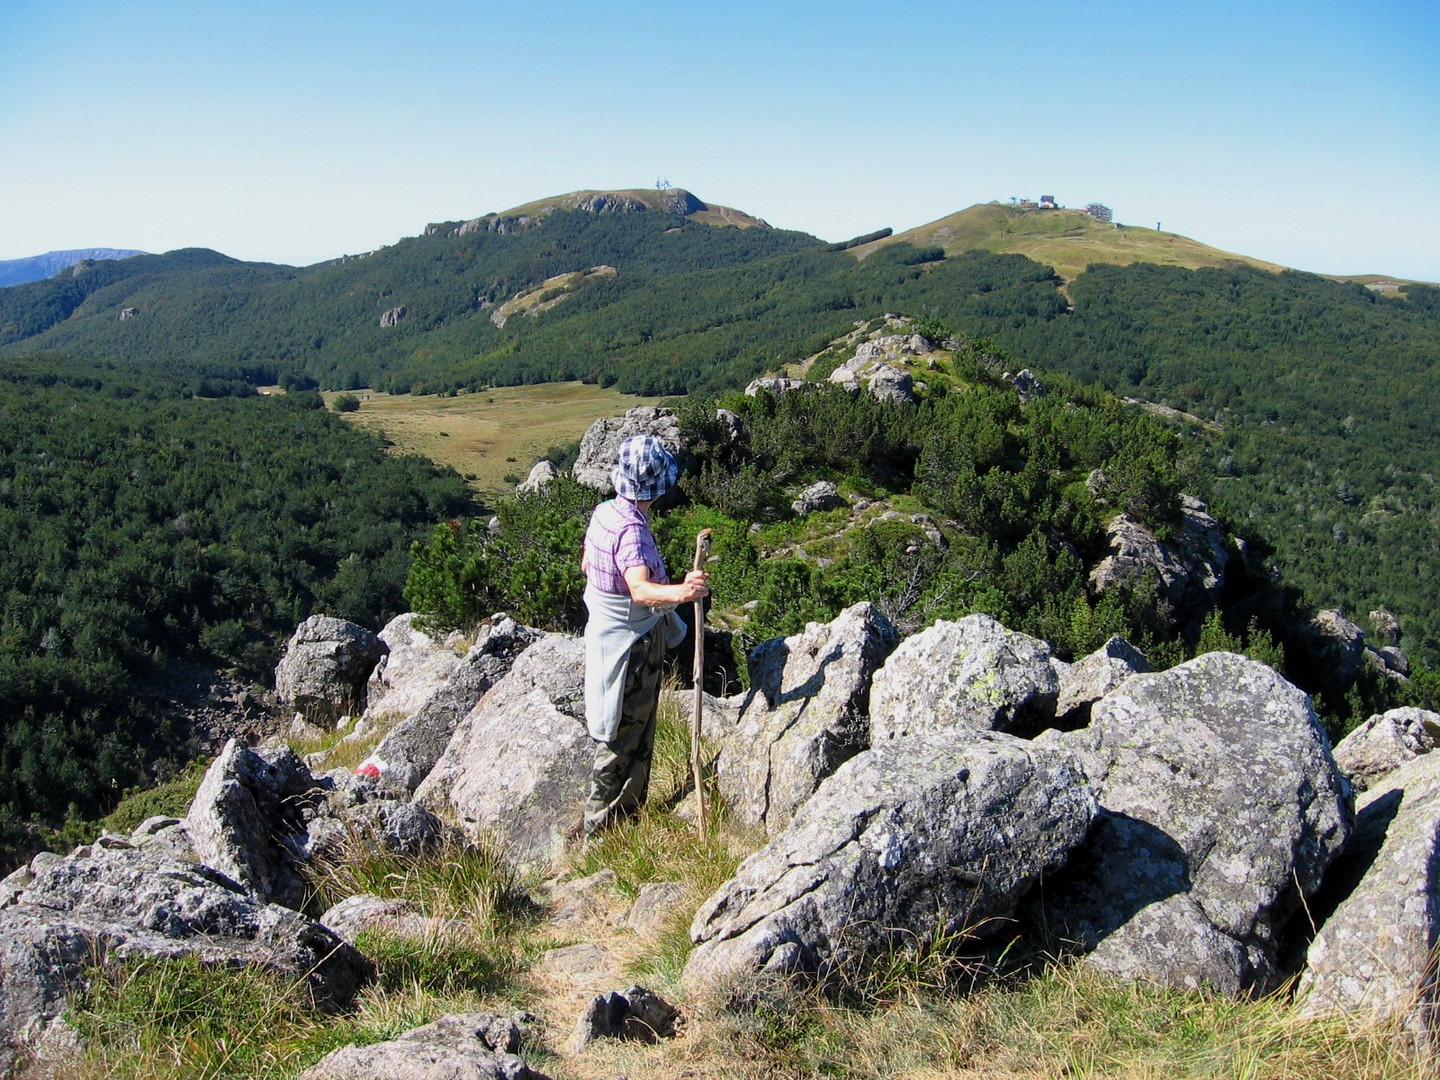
[579,434,709,837]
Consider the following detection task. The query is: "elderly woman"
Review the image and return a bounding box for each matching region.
[579,434,709,837]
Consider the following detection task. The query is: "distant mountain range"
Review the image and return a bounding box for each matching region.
[0,248,147,288]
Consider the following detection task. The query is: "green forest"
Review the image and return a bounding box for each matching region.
[0,357,475,856]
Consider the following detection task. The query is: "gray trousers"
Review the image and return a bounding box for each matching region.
[583,623,665,835]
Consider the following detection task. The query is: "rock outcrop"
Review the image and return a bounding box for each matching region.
[572,985,678,1052]
[717,603,898,832]
[1038,653,1353,993]
[1297,752,1440,1044]
[1297,609,1368,688]
[302,1012,546,1079]
[744,376,809,397]
[364,613,466,723]
[1052,635,1150,727]
[572,407,687,493]
[372,615,542,793]
[275,616,385,718]
[1087,497,1230,626]
[868,615,1059,740]
[518,459,559,492]
[790,480,845,516]
[415,634,589,870]
[1331,707,1440,792]
[0,844,372,1073]
[687,730,1095,992]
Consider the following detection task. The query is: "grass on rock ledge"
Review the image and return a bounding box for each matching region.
[48,690,1432,1079]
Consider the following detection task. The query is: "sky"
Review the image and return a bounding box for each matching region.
[1,0,1436,280]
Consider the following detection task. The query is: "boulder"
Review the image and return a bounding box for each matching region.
[372,616,542,793]
[1369,609,1402,645]
[301,1012,546,1080]
[275,616,385,718]
[364,612,466,723]
[319,894,426,944]
[1332,707,1440,792]
[744,376,808,397]
[686,730,1095,992]
[1052,635,1150,726]
[572,407,687,493]
[1087,497,1230,626]
[186,740,325,909]
[1296,609,1368,687]
[623,881,689,936]
[414,635,590,871]
[869,615,1059,740]
[517,459,559,493]
[378,305,406,328]
[572,985,678,1053]
[0,845,372,1070]
[1037,653,1353,993]
[1297,752,1440,1044]
[718,603,898,832]
[790,480,845,516]
[1009,368,1045,400]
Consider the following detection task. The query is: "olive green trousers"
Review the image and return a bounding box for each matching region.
[583,624,665,835]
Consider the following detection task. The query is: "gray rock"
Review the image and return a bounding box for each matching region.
[718,603,898,832]
[373,616,542,793]
[414,635,590,872]
[572,985,678,1053]
[539,943,611,978]
[1297,609,1368,687]
[275,616,385,718]
[1087,498,1230,626]
[1375,645,1411,677]
[548,869,618,926]
[744,376,809,397]
[301,1012,544,1080]
[518,460,559,493]
[365,612,466,723]
[185,740,325,909]
[1369,608,1402,645]
[378,305,406,328]
[0,845,371,1070]
[319,894,424,944]
[572,407,687,493]
[623,881,689,936]
[1332,707,1440,792]
[869,615,1059,740]
[1010,368,1046,400]
[1297,753,1440,1044]
[687,731,1095,992]
[1052,635,1150,725]
[1038,653,1353,993]
[790,480,845,516]
[865,363,916,403]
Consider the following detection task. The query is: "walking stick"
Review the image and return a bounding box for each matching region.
[691,528,712,837]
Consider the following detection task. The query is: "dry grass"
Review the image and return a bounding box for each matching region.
[322,383,661,496]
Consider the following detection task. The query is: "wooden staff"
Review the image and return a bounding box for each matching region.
[691,528,712,837]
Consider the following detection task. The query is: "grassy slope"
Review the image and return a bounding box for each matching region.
[323,383,661,496]
[856,202,1287,282]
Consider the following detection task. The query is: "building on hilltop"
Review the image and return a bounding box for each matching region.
[1039,195,1057,208]
[1085,203,1113,223]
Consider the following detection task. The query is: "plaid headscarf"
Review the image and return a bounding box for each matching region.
[611,434,679,501]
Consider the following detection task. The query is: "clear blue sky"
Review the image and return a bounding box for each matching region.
[2,0,1436,280]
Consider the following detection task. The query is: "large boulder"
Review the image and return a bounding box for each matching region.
[517,459,559,493]
[1052,635,1150,727]
[0,844,372,1071]
[572,407,687,493]
[790,480,845,516]
[868,615,1059,740]
[1296,609,1368,688]
[301,1012,546,1080]
[686,730,1095,992]
[1037,653,1353,993]
[1087,496,1230,626]
[744,376,809,397]
[717,603,898,832]
[1297,752,1440,1044]
[1331,707,1440,792]
[185,740,325,909]
[415,635,590,871]
[364,613,467,723]
[275,616,385,718]
[372,616,542,793]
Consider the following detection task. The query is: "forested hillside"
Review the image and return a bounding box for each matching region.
[0,357,475,855]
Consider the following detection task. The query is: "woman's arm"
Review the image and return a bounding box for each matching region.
[623,564,709,606]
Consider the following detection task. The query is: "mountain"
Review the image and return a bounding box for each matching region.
[855,202,1286,283]
[2,188,1438,669]
[0,248,147,288]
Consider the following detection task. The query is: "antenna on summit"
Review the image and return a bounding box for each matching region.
[655,177,673,190]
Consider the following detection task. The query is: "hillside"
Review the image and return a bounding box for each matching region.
[855,202,1286,283]
[0,247,147,288]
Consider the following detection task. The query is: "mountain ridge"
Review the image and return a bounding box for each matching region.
[0,247,148,288]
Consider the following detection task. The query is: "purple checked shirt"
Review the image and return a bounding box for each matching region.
[582,498,669,596]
